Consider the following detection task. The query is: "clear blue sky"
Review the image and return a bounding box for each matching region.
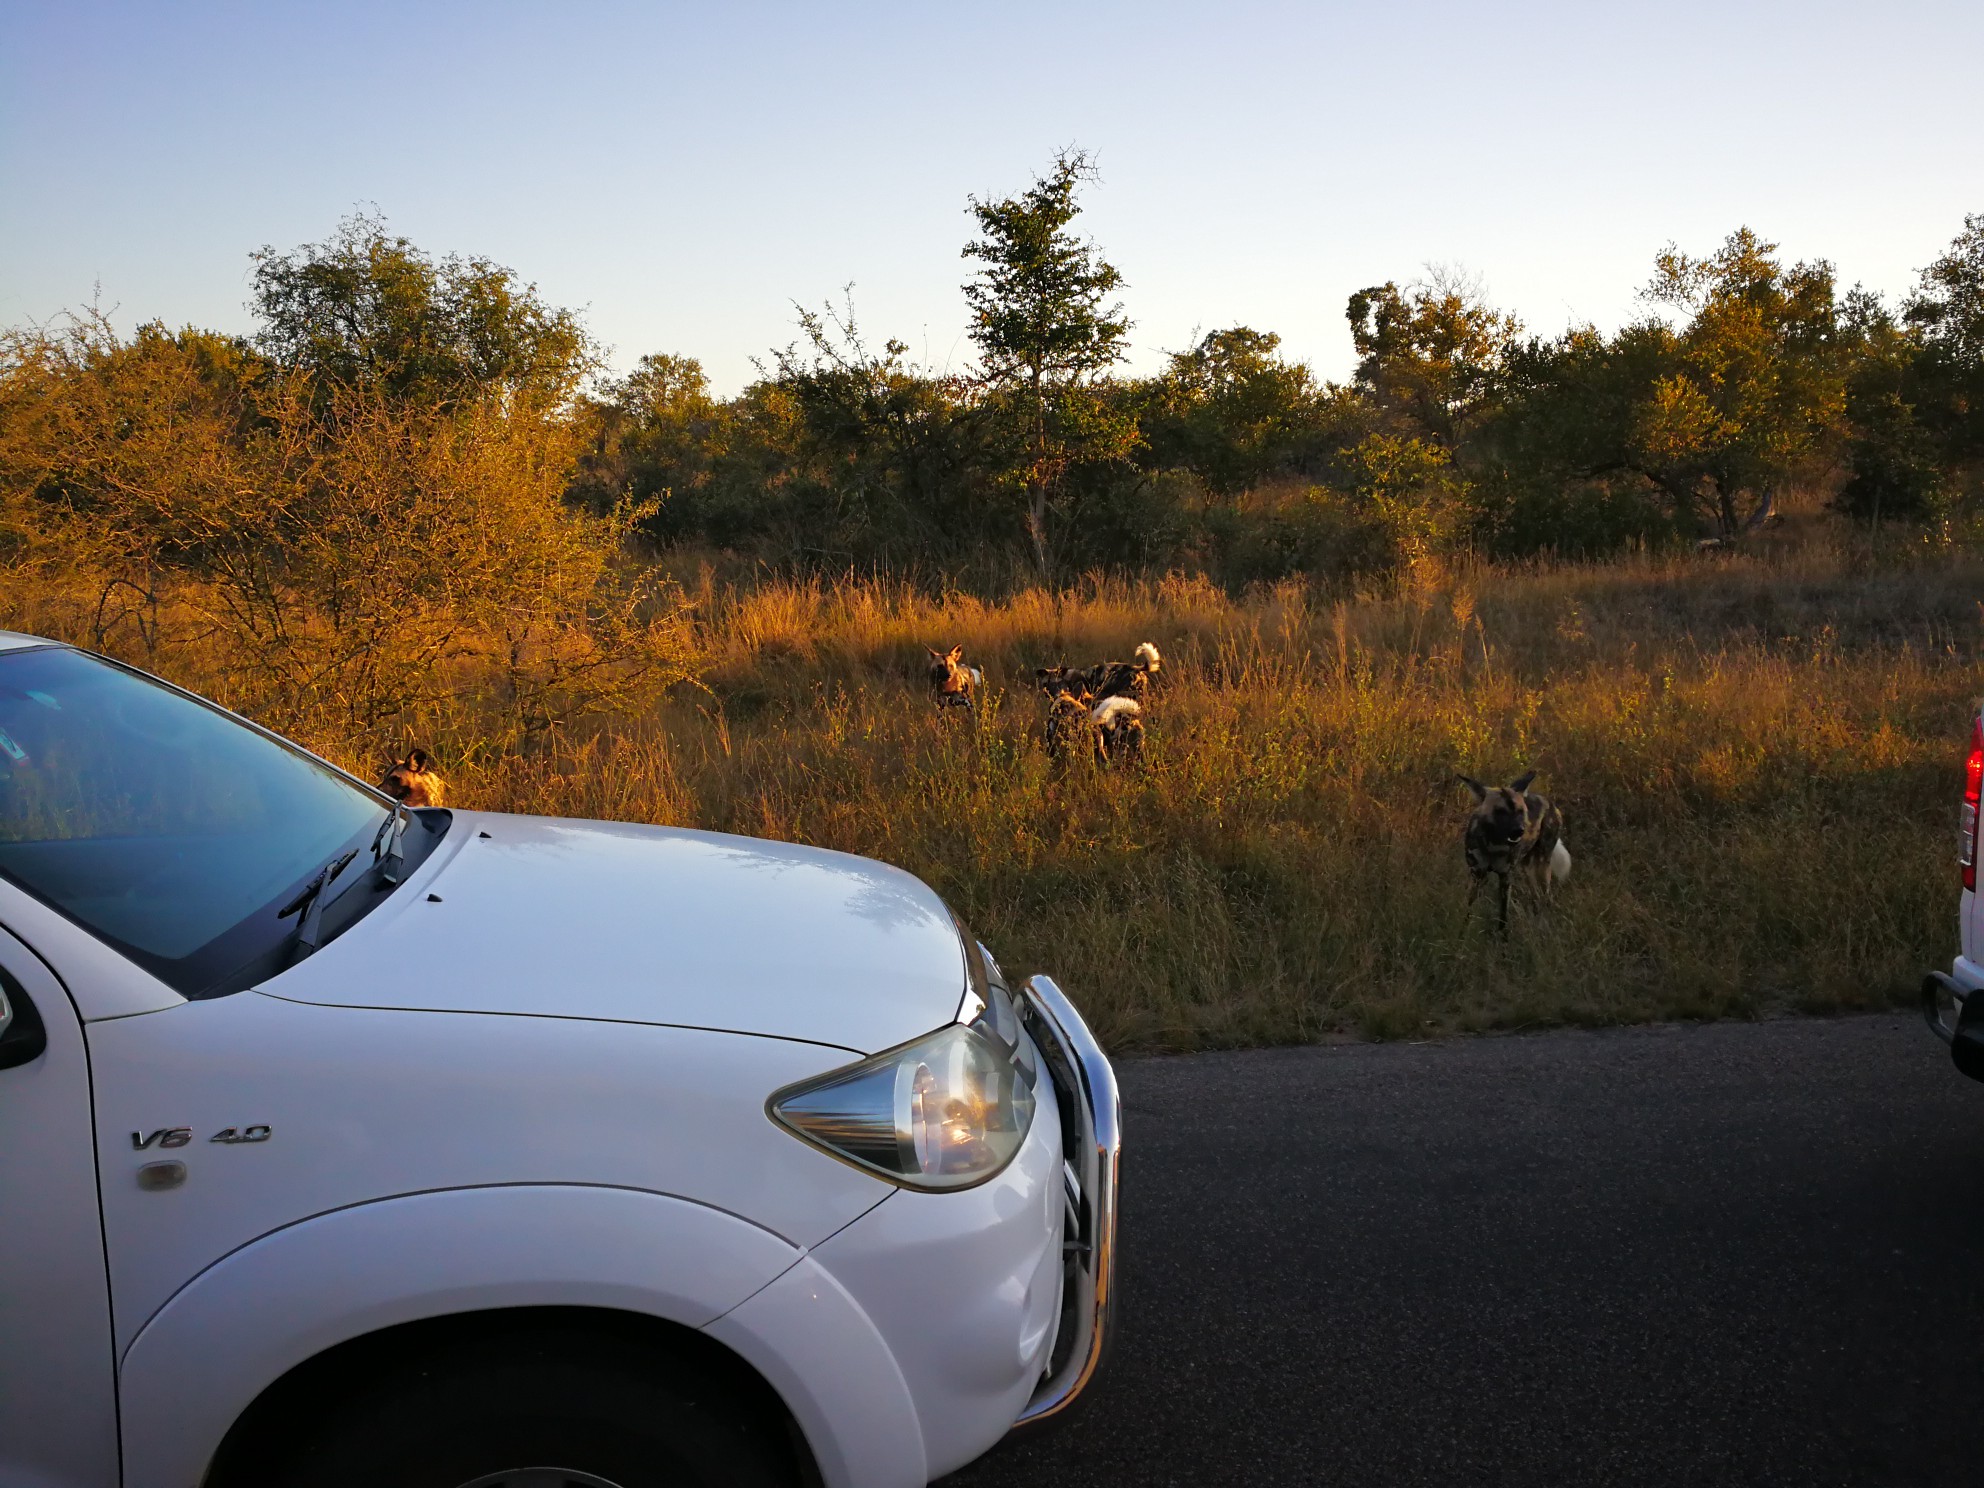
[4,0,1980,392]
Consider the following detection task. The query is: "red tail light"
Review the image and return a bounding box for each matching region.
[1963,716,1982,891]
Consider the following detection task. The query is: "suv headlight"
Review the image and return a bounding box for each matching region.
[769,1020,1037,1191]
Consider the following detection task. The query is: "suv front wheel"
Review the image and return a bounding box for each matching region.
[266,1327,798,1488]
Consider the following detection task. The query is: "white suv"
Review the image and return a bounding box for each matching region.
[1927,708,1984,1080]
[0,630,1119,1488]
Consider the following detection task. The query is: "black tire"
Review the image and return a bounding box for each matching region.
[267,1327,796,1488]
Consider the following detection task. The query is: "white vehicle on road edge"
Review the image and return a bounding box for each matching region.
[1925,706,1984,1081]
[0,630,1120,1488]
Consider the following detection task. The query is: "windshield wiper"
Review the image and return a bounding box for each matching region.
[275,802,409,966]
[372,799,409,886]
[277,848,360,958]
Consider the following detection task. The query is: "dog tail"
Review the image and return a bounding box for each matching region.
[1135,641,1162,672]
[1549,841,1572,883]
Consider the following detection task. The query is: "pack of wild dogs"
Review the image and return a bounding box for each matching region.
[925,640,1161,768]
[379,649,1573,936]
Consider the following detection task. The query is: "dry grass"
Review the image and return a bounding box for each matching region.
[10,320,1972,1052]
[318,536,1980,1055]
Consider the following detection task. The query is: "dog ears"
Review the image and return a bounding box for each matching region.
[946,645,964,662]
[407,748,431,771]
[1459,770,1537,799]
[927,647,946,660]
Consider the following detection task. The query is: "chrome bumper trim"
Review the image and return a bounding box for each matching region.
[1924,970,1967,1044]
[1010,974,1120,1434]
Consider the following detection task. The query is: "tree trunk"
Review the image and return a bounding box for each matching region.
[1027,482,1050,574]
[1027,373,1051,575]
[1717,485,1739,538]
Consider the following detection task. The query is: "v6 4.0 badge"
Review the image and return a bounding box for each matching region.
[131,1125,271,1150]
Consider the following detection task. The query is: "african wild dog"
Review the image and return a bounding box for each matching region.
[379,749,447,809]
[1043,686,1094,760]
[1091,641,1163,703]
[1037,641,1164,705]
[1458,770,1570,935]
[927,645,982,711]
[1034,664,1091,700]
[1091,696,1145,767]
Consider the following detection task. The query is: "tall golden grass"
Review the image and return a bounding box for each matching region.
[237,535,1973,1055]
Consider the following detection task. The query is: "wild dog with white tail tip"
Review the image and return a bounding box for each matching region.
[1457,769,1569,935]
[1035,642,1163,706]
[1089,641,1163,704]
[1090,695,1144,766]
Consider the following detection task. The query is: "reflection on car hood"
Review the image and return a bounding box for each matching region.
[262,812,969,1054]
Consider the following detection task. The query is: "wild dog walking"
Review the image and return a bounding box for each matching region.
[1043,686,1094,760]
[927,645,982,711]
[1458,769,1570,935]
[379,749,447,808]
[1035,642,1163,705]
[1033,664,1090,700]
[1092,641,1162,703]
[1090,696,1145,767]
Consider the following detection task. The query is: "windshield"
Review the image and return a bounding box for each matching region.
[0,645,417,996]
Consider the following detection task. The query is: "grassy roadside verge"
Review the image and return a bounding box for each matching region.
[415,543,1979,1054]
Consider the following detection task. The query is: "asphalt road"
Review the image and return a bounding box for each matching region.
[942,1013,1984,1488]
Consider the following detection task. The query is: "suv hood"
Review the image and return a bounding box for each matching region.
[263,812,971,1054]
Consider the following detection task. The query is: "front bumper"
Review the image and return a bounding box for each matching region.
[1008,973,1122,1435]
[716,973,1121,1488]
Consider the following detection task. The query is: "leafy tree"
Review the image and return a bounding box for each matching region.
[251,212,595,408]
[0,314,270,643]
[0,310,692,743]
[1466,323,1673,557]
[570,353,723,522]
[1337,432,1464,571]
[768,297,989,560]
[1346,269,1520,452]
[963,151,1135,571]
[1906,213,1984,373]
[1840,387,1943,528]
[1487,231,1848,544]
[1824,289,1942,528]
[1140,327,1320,498]
[1626,229,1847,536]
[1495,323,1662,475]
[1902,213,1984,476]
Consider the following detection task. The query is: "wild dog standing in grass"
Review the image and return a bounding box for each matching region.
[927,645,982,711]
[1033,642,1162,707]
[379,749,447,808]
[1043,685,1095,761]
[1458,770,1570,935]
[1088,642,1163,704]
[1033,664,1089,700]
[1090,695,1145,767]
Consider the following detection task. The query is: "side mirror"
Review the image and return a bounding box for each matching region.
[0,976,45,1070]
